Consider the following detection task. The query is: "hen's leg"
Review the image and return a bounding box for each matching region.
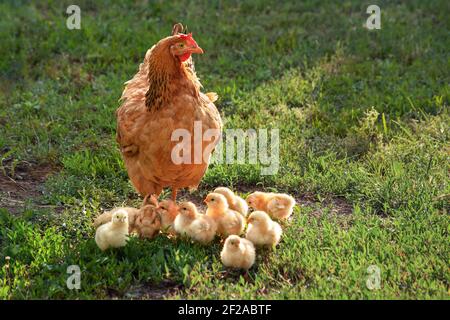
[171,188,178,201]
[143,194,159,206]
[143,184,163,207]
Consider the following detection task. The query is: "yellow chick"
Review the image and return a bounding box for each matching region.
[246,191,296,220]
[134,204,161,239]
[95,209,129,251]
[214,187,249,217]
[205,192,245,237]
[245,211,282,248]
[174,202,217,244]
[93,207,140,233]
[156,199,179,235]
[220,235,255,270]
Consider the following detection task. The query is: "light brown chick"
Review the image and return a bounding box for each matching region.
[134,204,161,239]
[246,192,296,220]
[220,235,255,270]
[156,199,179,235]
[174,202,217,244]
[245,211,282,248]
[214,187,248,217]
[205,193,245,237]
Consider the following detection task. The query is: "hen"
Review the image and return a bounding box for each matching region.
[116,24,222,200]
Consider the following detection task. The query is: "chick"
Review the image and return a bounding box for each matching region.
[95,209,129,251]
[245,211,282,248]
[205,192,245,237]
[134,204,161,239]
[93,207,140,232]
[220,235,255,270]
[214,187,248,217]
[174,202,217,244]
[246,191,296,220]
[156,199,179,235]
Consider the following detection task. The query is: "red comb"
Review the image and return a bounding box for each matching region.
[179,33,198,47]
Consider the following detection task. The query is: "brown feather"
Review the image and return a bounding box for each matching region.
[116,33,222,198]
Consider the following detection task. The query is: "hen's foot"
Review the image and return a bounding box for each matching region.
[143,194,158,206]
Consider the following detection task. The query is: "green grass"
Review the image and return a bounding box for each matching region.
[0,0,449,299]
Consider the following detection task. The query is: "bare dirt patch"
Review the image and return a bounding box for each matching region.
[0,162,58,214]
[108,280,183,300]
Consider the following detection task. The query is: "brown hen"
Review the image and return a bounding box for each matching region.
[116,24,222,200]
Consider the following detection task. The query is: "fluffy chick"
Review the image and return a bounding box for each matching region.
[95,209,129,251]
[134,204,161,239]
[245,211,282,248]
[214,187,248,217]
[93,207,140,233]
[174,202,217,244]
[205,192,245,237]
[156,199,179,235]
[246,192,296,220]
[220,235,255,270]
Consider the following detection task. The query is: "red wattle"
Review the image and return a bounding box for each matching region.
[179,52,192,62]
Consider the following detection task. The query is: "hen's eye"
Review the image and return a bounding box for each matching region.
[179,43,184,48]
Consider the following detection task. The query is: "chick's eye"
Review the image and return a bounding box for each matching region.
[211,199,215,202]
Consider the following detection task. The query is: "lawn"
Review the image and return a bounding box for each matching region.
[0,0,448,299]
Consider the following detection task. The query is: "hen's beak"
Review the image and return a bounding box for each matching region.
[189,46,204,54]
